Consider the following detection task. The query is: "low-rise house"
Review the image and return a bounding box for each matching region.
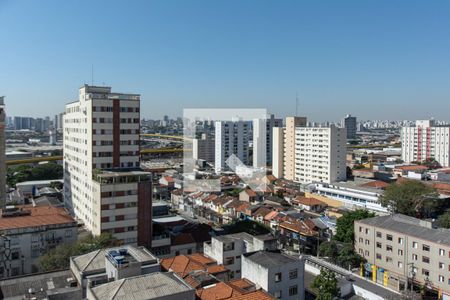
[393,165,428,178]
[292,196,327,213]
[239,188,258,203]
[0,205,77,278]
[161,253,230,282]
[196,278,275,300]
[241,251,305,300]
[204,233,277,279]
[278,216,321,254]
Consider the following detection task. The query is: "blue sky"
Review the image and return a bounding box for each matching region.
[1,0,450,121]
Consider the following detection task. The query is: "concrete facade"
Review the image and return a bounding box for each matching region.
[215,120,249,173]
[341,114,357,139]
[192,133,215,163]
[253,114,282,168]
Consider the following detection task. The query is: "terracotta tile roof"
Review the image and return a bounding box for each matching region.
[161,253,227,278]
[360,180,390,189]
[263,211,279,221]
[279,218,318,237]
[0,206,75,230]
[265,174,277,182]
[252,207,272,218]
[230,290,275,300]
[227,278,255,291]
[235,202,250,213]
[189,253,216,265]
[293,196,326,206]
[395,165,428,171]
[206,264,229,274]
[242,188,257,197]
[196,282,240,300]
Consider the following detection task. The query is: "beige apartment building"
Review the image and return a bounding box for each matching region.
[355,214,450,298]
[272,116,307,180]
[64,85,152,248]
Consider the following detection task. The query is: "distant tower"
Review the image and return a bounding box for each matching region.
[49,127,57,145]
[0,97,5,208]
[341,114,357,139]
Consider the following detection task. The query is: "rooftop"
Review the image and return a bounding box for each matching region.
[357,214,450,246]
[71,245,157,274]
[0,205,75,230]
[88,272,194,300]
[243,251,299,268]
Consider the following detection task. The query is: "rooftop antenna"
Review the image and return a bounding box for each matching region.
[91,64,94,86]
[295,92,299,117]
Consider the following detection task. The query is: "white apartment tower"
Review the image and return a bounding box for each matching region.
[215,120,249,173]
[294,125,347,183]
[64,85,152,247]
[272,116,307,180]
[401,120,450,167]
[273,117,347,184]
[253,114,283,168]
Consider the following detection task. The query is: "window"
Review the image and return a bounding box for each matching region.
[225,257,235,266]
[359,237,363,243]
[275,273,282,282]
[386,257,393,263]
[422,269,430,277]
[376,253,382,260]
[65,230,72,237]
[439,262,445,270]
[365,239,370,245]
[439,249,445,256]
[386,234,393,241]
[386,245,393,252]
[365,228,369,234]
[11,251,20,260]
[376,242,382,249]
[422,244,430,252]
[359,226,362,232]
[398,237,403,245]
[398,249,403,256]
[412,242,418,249]
[289,285,298,296]
[365,250,369,256]
[376,231,382,238]
[412,254,418,261]
[422,256,430,264]
[274,291,281,299]
[439,275,444,283]
[398,262,403,268]
[289,269,298,279]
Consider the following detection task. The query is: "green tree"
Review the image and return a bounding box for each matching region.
[39,233,118,272]
[336,243,365,269]
[380,180,439,218]
[333,209,375,244]
[437,211,450,228]
[312,268,340,300]
[318,241,338,259]
[29,162,63,181]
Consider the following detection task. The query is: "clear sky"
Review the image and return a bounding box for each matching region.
[1,0,450,122]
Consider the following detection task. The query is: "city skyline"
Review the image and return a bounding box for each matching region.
[2,1,450,121]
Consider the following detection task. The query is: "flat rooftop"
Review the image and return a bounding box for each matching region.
[243,251,298,268]
[88,272,194,300]
[0,206,75,230]
[358,214,450,246]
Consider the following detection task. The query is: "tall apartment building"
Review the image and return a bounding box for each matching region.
[64,85,152,247]
[401,120,450,167]
[341,114,357,139]
[355,214,450,297]
[192,133,215,163]
[0,97,5,207]
[253,114,282,168]
[215,120,250,173]
[294,126,347,184]
[272,116,307,180]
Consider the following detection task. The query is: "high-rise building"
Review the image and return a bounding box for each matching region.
[215,120,249,173]
[341,114,357,139]
[401,120,450,167]
[253,114,282,168]
[64,85,152,247]
[272,116,307,180]
[273,118,347,184]
[0,97,5,207]
[192,133,215,163]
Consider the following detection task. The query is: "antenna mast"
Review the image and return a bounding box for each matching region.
[295,93,299,117]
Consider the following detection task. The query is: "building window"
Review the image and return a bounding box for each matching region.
[365,228,369,234]
[359,226,362,232]
[65,230,72,237]
[422,269,430,277]
[398,237,403,245]
[386,234,393,241]
[359,238,363,243]
[398,249,403,256]
[376,231,382,238]
[412,254,418,261]
[289,285,298,296]
[289,269,298,279]
[439,275,444,283]
[365,250,369,256]
[439,262,445,270]
[376,253,382,260]
[422,256,430,264]
[225,257,235,266]
[398,262,403,268]
[439,249,445,256]
[275,272,282,282]
[423,244,430,252]
[376,242,382,249]
[412,242,418,249]
[365,239,370,245]
[386,257,393,263]
[274,291,281,299]
[386,245,393,252]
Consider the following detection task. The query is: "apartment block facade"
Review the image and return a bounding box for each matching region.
[401,120,450,167]
[193,133,215,163]
[355,214,450,297]
[253,114,283,168]
[272,116,307,180]
[64,85,152,247]
[215,120,249,173]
